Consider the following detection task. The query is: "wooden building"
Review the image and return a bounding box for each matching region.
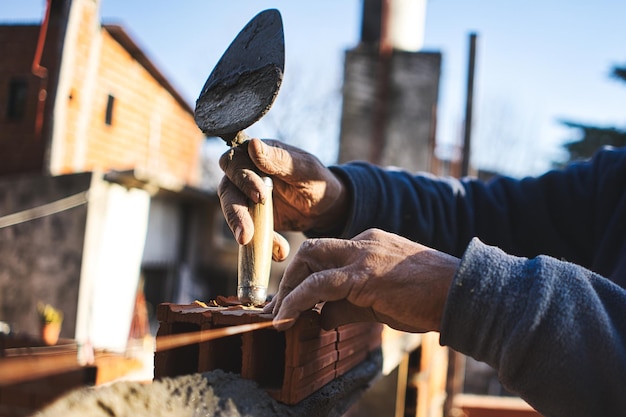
[0,0,222,352]
[0,0,202,182]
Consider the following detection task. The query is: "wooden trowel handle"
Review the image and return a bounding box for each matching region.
[237,177,274,305]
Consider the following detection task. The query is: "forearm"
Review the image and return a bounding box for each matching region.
[326,159,600,262]
[321,163,473,256]
[441,238,626,417]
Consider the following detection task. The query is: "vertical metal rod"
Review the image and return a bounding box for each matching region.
[461,32,477,177]
[446,34,478,417]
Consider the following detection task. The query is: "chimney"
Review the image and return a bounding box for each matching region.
[338,0,441,173]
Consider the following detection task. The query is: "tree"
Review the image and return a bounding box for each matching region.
[559,64,626,164]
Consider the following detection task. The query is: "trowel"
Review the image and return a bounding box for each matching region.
[194,9,285,306]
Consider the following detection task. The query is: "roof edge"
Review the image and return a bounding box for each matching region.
[102,24,194,115]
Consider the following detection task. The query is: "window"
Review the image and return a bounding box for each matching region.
[6,78,28,121]
[105,94,115,125]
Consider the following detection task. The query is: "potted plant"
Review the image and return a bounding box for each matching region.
[37,302,63,345]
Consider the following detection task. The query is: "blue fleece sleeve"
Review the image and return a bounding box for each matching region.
[441,238,626,417]
[327,160,601,262]
[319,147,626,416]
[326,164,473,256]
[326,148,626,277]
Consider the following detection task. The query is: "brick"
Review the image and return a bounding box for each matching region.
[337,322,372,341]
[288,363,337,404]
[335,349,369,378]
[211,309,272,326]
[291,349,338,380]
[287,331,338,367]
[241,328,285,386]
[296,342,337,368]
[337,334,370,361]
[155,303,383,405]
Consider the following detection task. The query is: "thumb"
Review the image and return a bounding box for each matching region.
[272,231,290,261]
[320,300,378,330]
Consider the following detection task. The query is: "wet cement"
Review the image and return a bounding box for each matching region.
[36,349,382,417]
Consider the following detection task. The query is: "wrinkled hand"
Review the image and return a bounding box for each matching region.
[218,138,348,261]
[266,228,460,333]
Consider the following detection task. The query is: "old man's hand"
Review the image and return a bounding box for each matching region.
[267,228,460,333]
[218,138,348,261]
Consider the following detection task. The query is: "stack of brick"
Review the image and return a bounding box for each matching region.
[155,303,382,404]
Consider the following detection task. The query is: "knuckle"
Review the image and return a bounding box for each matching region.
[234,169,259,196]
[299,238,322,254]
[216,176,230,199]
[218,149,234,172]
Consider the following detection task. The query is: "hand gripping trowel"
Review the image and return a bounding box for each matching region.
[194,9,285,306]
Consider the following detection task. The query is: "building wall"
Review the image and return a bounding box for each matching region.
[52,24,203,186]
[95,26,201,186]
[0,0,203,186]
[50,0,101,176]
[48,1,203,186]
[0,1,72,175]
[0,0,209,351]
[0,171,153,350]
[0,24,55,175]
[0,172,92,339]
[339,49,441,173]
[0,26,41,155]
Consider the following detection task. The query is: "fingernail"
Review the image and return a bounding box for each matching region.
[272,246,280,261]
[235,226,243,244]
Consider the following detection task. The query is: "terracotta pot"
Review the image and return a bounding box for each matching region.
[41,322,61,345]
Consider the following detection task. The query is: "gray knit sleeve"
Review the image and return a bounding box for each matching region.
[440,238,626,417]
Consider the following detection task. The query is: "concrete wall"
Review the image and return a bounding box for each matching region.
[0,172,91,339]
[0,171,152,352]
[339,49,441,173]
[0,167,250,350]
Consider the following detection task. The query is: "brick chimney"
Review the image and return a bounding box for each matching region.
[338,0,440,173]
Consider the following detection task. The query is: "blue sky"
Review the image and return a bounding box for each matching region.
[4,1,626,176]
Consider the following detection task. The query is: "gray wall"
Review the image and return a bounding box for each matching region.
[339,49,441,172]
[0,172,92,340]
